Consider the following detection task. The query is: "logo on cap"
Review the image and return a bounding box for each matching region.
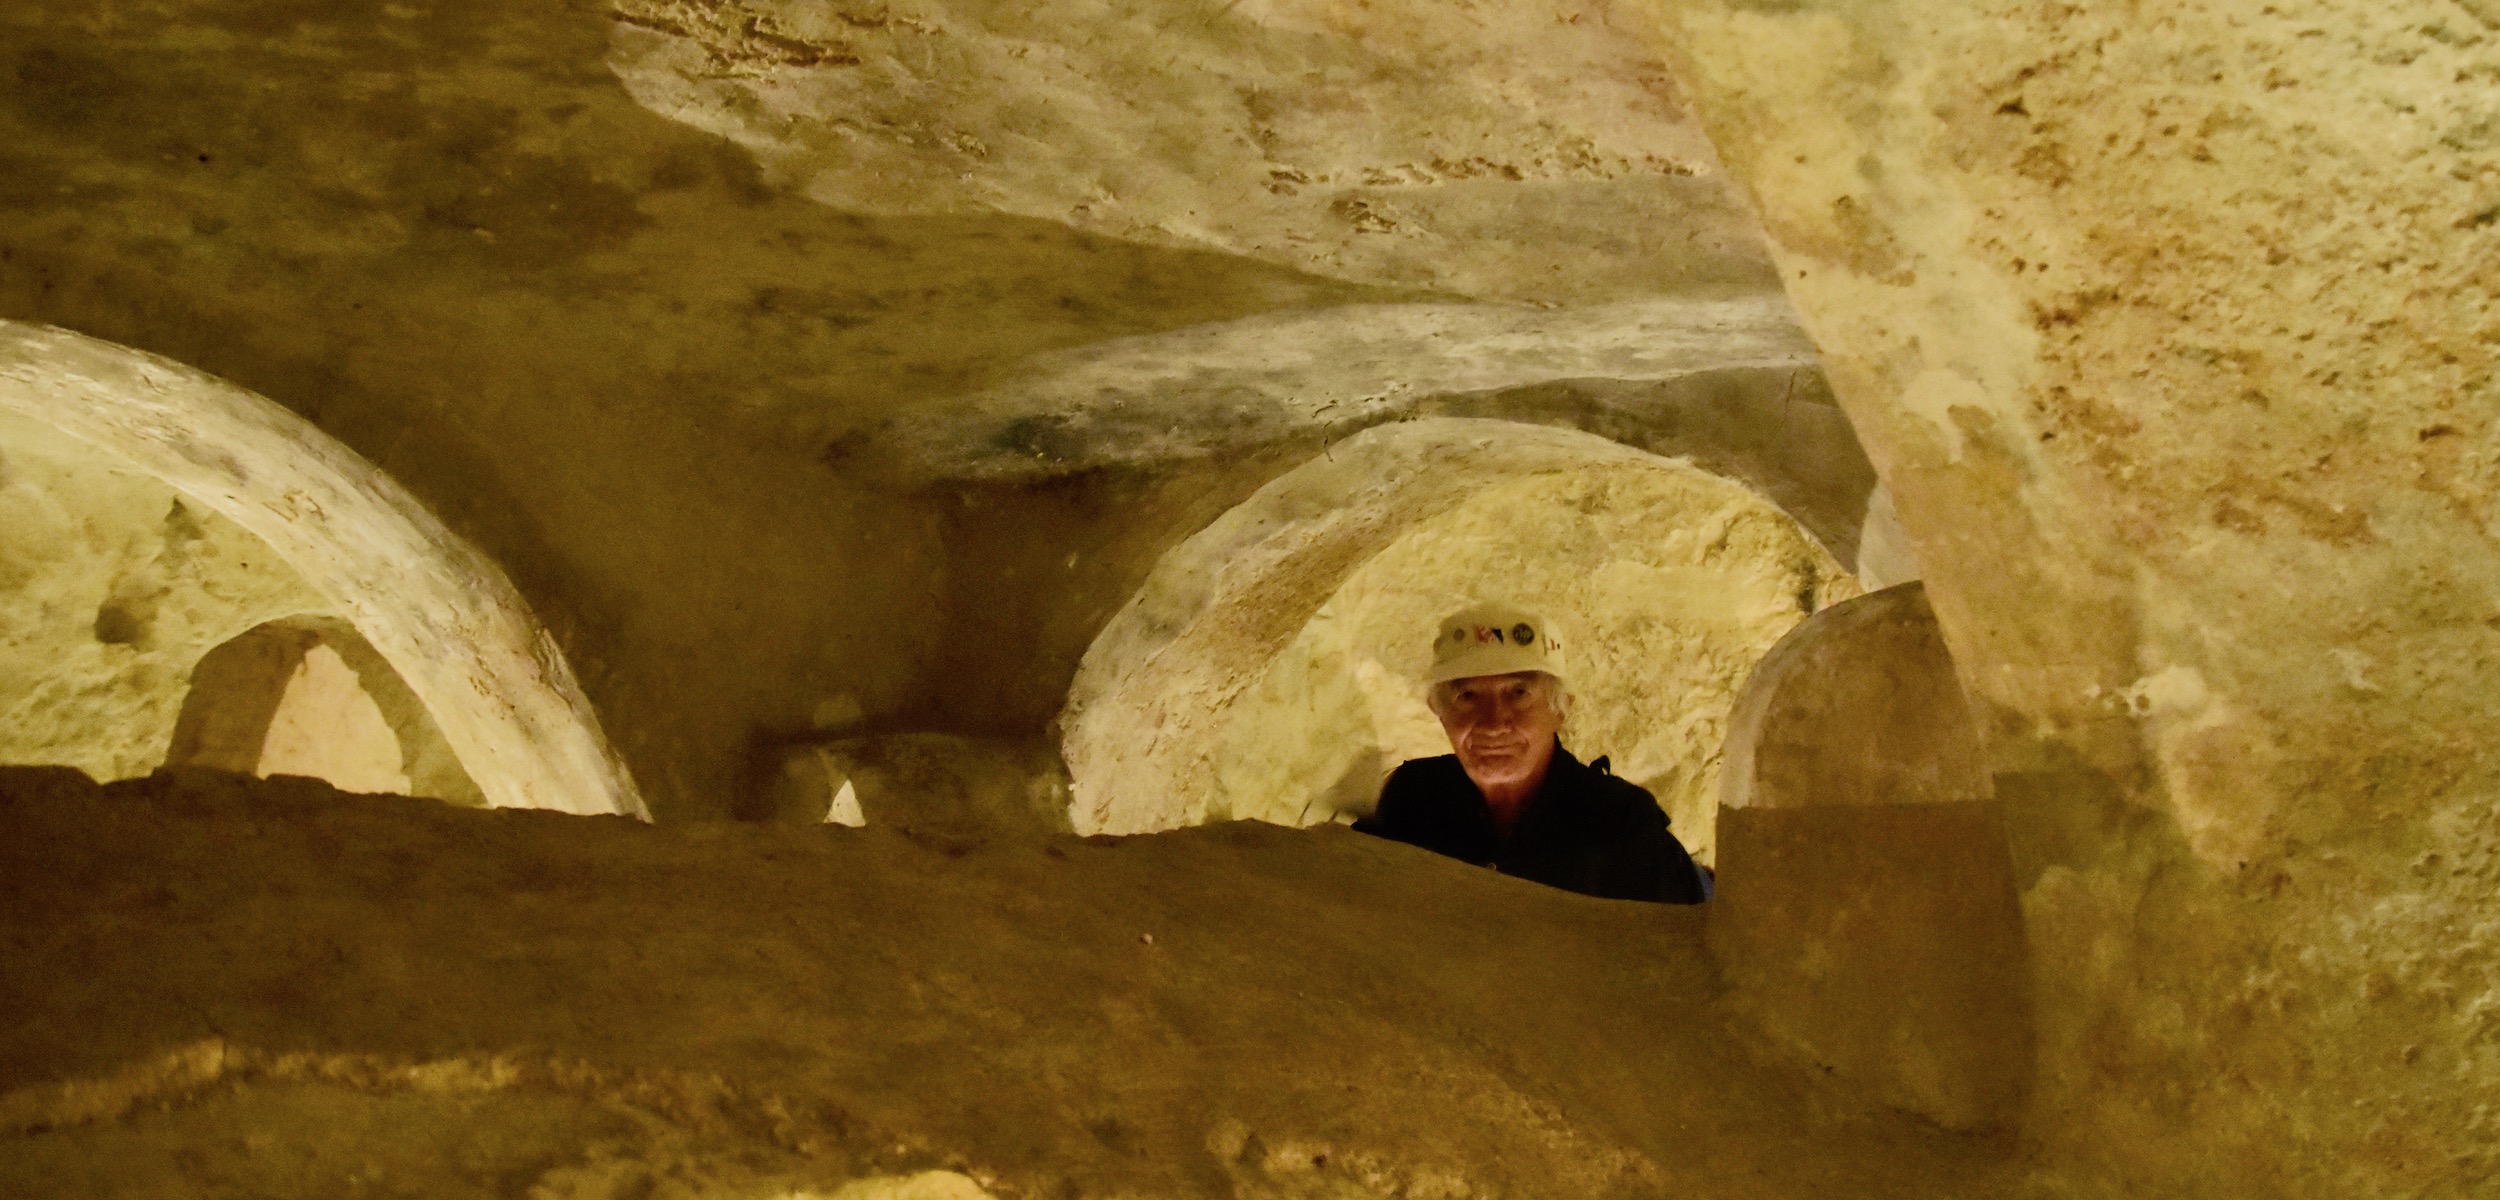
[1511,623,1534,646]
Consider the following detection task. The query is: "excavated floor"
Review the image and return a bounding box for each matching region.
[0,767,2013,1198]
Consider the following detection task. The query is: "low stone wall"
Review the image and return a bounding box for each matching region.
[0,765,2012,1199]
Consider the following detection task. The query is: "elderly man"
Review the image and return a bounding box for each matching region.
[1353,604,1710,904]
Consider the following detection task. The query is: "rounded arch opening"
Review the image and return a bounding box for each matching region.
[167,615,486,805]
[1059,417,1861,844]
[0,321,643,818]
[1705,581,2030,1130]
[1718,581,1990,816]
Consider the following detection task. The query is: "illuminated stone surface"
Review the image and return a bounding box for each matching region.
[0,409,333,783]
[1638,0,2500,1191]
[1209,458,1856,864]
[1,0,2492,1193]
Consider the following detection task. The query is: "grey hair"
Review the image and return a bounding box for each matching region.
[1425,671,1572,721]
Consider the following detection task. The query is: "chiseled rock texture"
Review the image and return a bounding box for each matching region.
[0,0,1872,817]
[608,0,1774,305]
[13,0,2494,1192]
[0,408,335,782]
[1709,583,2026,1134]
[0,322,645,817]
[1213,457,1858,864]
[1718,583,1988,816]
[0,767,2009,1199]
[1061,419,1860,839]
[1639,0,2500,1193]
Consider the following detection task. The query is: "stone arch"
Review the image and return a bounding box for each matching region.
[168,616,487,805]
[1706,582,2030,1131]
[1718,581,1988,813]
[1059,416,1859,837]
[0,321,644,818]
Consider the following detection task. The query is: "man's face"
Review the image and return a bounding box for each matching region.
[1433,672,1564,793]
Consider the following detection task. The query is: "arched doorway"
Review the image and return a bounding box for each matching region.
[0,322,642,817]
[166,616,485,804]
[1059,417,1863,845]
[1708,582,2029,1131]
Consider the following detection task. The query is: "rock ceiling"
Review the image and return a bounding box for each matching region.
[0,0,1878,815]
[600,0,1825,483]
[609,0,1769,306]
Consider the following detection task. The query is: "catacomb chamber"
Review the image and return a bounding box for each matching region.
[4,0,2494,1195]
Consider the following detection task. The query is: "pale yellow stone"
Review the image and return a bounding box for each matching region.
[255,644,413,797]
[1211,461,1855,864]
[609,0,1773,305]
[1636,0,2500,1190]
[0,408,335,782]
[0,324,645,817]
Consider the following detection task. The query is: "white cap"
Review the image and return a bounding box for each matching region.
[1428,603,1567,685]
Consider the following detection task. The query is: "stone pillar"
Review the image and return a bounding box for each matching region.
[1634,2,2500,1190]
[1709,583,2029,1131]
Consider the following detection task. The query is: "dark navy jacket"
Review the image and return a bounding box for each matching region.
[1353,742,1710,904]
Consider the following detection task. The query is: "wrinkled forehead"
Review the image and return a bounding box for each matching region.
[1442,670,1554,694]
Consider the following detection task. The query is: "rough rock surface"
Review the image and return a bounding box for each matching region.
[609,0,1774,305]
[0,0,1326,817]
[0,0,1858,822]
[843,295,1828,484]
[1213,459,1856,864]
[1640,0,2500,1193]
[1718,582,1986,815]
[0,766,2010,1199]
[20,0,2490,1193]
[1061,419,1852,836]
[0,322,644,817]
[0,408,334,782]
